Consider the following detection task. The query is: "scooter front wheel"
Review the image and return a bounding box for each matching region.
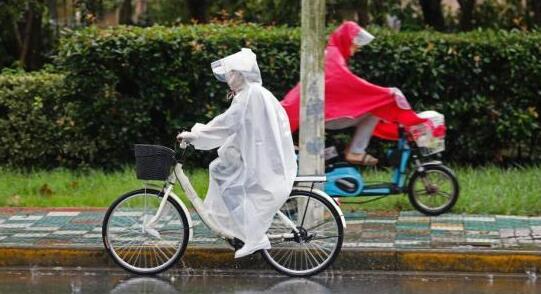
[262,190,344,277]
[407,164,460,216]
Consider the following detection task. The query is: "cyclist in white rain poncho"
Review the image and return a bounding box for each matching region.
[178,48,297,258]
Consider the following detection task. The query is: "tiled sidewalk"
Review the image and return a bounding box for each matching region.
[1,208,541,250]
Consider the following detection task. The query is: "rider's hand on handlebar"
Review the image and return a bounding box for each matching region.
[177,131,197,142]
[390,87,411,110]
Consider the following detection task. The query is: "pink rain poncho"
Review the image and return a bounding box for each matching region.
[281,21,425,140]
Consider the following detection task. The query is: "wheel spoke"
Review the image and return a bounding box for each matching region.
[411,168,457,213]
[263,193,342,276]
[104,191,187,274]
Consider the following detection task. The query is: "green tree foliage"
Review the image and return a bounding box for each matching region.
[0,0,53,70]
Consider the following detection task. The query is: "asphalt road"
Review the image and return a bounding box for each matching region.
[0,268,539,293]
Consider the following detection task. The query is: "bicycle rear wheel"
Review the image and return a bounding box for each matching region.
[262,190,344,277]
[102,188,189,275]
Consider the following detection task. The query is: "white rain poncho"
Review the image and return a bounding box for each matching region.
[188,48,297,258]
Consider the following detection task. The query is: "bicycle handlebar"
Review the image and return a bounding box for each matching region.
[179,139,189,150]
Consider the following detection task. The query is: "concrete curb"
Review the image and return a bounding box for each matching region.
[2,246,540,273]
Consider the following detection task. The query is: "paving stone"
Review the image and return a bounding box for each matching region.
[430,215,463,222]
[465,230,499,236]
[399,211,425,216]
[465,238,500,245]
[52,230,88,235]
[496,218,530,229]
[397,229,431,237]
[397,216,430,223]
[345,223,363,234]
[518,239,535,244]
[363,219,396,224]
[356,242,394,248]
[431,223,463,231]
[499,229,515,238]
[432,236,465,243]
[396,223,429,230]
[433,231,465,239]
[394,240,429,246]
[463,216,495,222]
[344,211,366,219]
[530,227,541,239]
[0,223,32,228]
[24,226,60,231]
[9,215,44,221]
[395,234,430,242]
[12,233,49,238]
[529,219,541,226]
[361,224,395,231]
[346,220,365,225]
[515,229,531,237]
[83,234,101,238]
[47,211,80,217]
[2,209,541,251]
[360,231,395,239]
[342,242,358,248]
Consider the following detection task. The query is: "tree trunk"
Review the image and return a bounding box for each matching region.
[119,0,133,24]
[133,0,147,23]
[419,0,445,31]
[530,0,541,26]
[62,0,68,26]
[356,0,370,26]
[18,1,43,70]
[371,0,386,25]
[457,0,476,31]
[47,0,58,23]
[186,0,209,23]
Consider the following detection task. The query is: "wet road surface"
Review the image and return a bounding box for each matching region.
[0,268,539,293]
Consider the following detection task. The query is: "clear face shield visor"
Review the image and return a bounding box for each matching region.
[353,29,375,47]
[210,48,260,84]
[211,60,228,83]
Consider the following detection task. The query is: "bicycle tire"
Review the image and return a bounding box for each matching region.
[102,188,190,275]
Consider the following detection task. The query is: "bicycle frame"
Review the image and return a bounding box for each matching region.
[145,162,304,242]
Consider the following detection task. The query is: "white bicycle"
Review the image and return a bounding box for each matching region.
[102,139,345,277]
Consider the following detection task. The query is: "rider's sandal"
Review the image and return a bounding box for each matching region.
[345,152,379,166]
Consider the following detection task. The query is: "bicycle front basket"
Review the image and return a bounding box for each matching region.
[134,144,176,181]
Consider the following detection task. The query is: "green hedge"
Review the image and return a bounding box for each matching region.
[0,72,67,167]
[1,24,540,168]
[55,24,303,168]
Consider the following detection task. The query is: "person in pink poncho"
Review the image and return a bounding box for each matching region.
[281,21,425,165]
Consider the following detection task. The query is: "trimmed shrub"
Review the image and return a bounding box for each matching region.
[352,29,541,163]
[0,72,67,167]
[1,24,540,168]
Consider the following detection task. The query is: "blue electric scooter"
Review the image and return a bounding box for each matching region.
[324,126,459,216]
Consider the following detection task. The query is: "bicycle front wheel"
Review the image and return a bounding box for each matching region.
[102,188,189,275]
[262,190,344,277]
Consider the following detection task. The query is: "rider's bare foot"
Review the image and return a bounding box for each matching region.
[345,152,379,166]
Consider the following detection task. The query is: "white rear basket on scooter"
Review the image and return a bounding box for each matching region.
[408,111,446,156]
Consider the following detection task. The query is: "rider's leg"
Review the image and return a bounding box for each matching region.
[346,115,379,165]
